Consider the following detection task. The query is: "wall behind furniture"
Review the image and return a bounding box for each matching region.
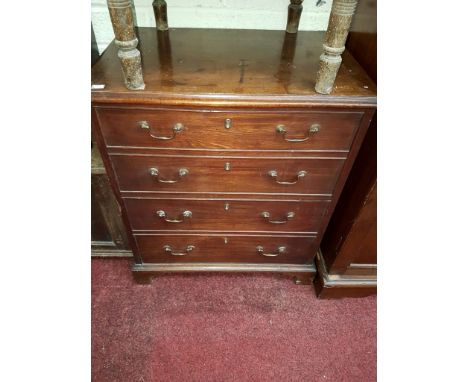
[92,0,334,54]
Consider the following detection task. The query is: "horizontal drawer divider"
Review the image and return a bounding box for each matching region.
[120,193,332,201]
[121,196,331,202]
[121,191,333,197]
[109,152,347,160]
[96,105,363,114]
[107,145,350,154]
[132,229,319,235]
[133,232,316,237]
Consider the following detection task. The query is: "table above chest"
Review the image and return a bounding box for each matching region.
[91,27,376,107]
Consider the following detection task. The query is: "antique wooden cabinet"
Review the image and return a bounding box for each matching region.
[315,118,376,297]
[91,0,376,285]
[91,27,376,284]
[314,0,377,297]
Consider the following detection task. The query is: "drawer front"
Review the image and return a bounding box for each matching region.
[124,198,329,233]
[110,154,344,195]
[96,107,363,151]
[135,234,317,264]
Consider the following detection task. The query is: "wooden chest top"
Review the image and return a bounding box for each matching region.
[91,28,376,108]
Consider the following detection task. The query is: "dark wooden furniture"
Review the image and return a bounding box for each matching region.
[315,0,377,298]
[91,25,376,284]
[315,123,376,297]
[91,142,132,257]
[92,24,132,257]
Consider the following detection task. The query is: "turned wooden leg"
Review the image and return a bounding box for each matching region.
[153,0,169,31]
[133,272,153,285]
[315,0,358,94]
[286,0,304,33]
[107,0,145,90]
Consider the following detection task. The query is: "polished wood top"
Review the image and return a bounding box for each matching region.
[91,28,376,107]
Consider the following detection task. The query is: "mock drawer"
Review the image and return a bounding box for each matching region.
[124,198,329,233]
[109,154,344,196]
[135,234,317,264]
[96,107,363,151]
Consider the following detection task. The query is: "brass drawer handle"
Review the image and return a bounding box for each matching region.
[149,167,189,183]
[261,211,295,224]
[139,120,185,140]
[267,170,307,185]
[163,244,195,256]
[276,124,320,142]
[256,245,286,257]
[156,210,192,223]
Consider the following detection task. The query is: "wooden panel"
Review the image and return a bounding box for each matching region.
[320,78,377,272]
[91,172,131,255]
[91,142,105,174]
[96,106,363,151]
[135,234,317,264]
[123,197,329,233]
[91,186,113,243]
[320,119,376,273]
[315,284,376,299]
[314,250,376,298]
[331,183,377,271]
[347,0,377,83]
[109,154,345,196]
[342,263,377,277]
[346,33,376,83]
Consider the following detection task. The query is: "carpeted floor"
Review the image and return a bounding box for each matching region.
[92,258,376,382]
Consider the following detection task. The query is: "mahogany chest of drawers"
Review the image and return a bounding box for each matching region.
[91,28,376,284]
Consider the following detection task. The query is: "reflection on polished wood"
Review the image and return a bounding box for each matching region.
[275,32,298,84]
[156,29,173,82]
[92,28,376,106]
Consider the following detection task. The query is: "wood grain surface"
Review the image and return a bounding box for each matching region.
[91,28,376,107]
[123,197,329,233]
[109,153,345,196]
[96,106,363,151]
[134,233,317,264]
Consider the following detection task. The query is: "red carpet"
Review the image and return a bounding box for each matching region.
[92,258,376,381]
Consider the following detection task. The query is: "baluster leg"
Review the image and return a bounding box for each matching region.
[286,0,304,33]
[107,0,145,90]
[153,0,169,31]
[315,0,358,94]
